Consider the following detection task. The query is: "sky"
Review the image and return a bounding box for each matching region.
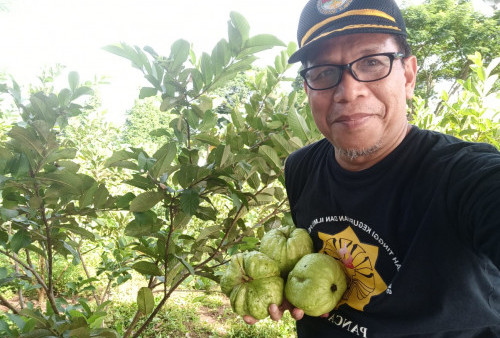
[0,0,306,122]
[0,0,491,123]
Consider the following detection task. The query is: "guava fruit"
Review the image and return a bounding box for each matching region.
[220,251,284,319]
[260,225,314,278]
[285,253,347,317]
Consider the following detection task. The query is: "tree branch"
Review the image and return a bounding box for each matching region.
[77,242,100,305]
[0,293,20,314]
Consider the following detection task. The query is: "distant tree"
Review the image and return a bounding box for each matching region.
[402,0,500,110]
[121,97,173,154]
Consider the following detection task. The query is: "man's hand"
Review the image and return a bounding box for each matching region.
[242,299,329,324]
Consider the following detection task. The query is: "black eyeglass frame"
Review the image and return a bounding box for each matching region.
[300,52,407,91]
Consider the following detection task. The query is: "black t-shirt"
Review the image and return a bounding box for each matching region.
[284,126,500,337]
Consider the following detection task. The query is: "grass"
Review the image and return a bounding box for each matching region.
[105,290,297,338]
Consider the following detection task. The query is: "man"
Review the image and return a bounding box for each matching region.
[244,0,500,336]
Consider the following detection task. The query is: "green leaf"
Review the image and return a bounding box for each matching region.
[129,191,164,212]
[139,87,157,99]
[220,145,231,167]
[191,69,204,93]
[230,11,250,42]
[150,142,177,178]
[211,39,231,75]
[45,148,77,163]
[228,20,243,54]
[79,181,99,208]
[115,192,136,209]
[230,109,245,131]
[104,149,138,170]
[194,133,220,146]
[8,125,44,157]
[9,229,31,253]
[170,39,191,71]
[258,145,282,171]
[0,208,18,221]
[68,71,80,91]
[196,225,221,242]
[125,212,161,237]
[132,261,163,276]
[137,287,155,315]
[38,171,83,195]
[287,108,310,142]
[103,43,144,70]
[72,86,93,100]
[194,205,217,221]
[124,174,156,190]
[200,52,213,85]
[175,255,195,275]
[134,46,153,75]
[243,34,285,50]
[93,184,110,208]
[58,88,72,106]
[247,172,260,190]
[180,189,200,215]
[59,224,95,240]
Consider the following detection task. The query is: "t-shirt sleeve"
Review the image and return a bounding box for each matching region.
[450,146,500,270]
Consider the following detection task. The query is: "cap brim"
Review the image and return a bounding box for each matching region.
[288,27,406,64]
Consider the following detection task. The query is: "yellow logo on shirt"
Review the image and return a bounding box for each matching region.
[318,226,387,311]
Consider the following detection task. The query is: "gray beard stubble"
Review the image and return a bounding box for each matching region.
[335,142,382,161]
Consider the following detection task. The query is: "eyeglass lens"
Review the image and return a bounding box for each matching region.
[303,53,396,90]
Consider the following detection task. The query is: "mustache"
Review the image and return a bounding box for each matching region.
[327,105,383,124]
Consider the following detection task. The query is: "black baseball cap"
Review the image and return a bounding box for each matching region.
[289,0,407,63]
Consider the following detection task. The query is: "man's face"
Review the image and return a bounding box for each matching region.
[304,33,417,170]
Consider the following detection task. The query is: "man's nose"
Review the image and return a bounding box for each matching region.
[332,69,366,102]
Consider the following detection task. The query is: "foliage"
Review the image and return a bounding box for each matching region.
[0,11,317,337]
[410,52,500,148]
[402,0,500,105]
[101,11,320,337]
[0,71,119,336]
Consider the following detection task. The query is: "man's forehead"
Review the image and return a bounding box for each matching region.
[305,33,396,64]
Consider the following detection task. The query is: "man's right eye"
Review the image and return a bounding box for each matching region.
[310,68,336,81]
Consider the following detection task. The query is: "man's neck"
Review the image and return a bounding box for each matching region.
[335,124,412,172]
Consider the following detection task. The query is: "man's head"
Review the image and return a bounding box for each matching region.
[290,0,418,171]
[289,0,409,64]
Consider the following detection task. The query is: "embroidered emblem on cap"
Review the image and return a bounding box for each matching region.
[317,0,353,15]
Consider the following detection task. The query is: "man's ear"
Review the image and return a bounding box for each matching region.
[404,55,418,100]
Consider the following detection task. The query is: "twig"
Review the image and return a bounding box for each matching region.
[77,243,100,306]
[0,294,19,314]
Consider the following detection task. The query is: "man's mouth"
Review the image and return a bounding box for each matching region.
[333,113,374,127]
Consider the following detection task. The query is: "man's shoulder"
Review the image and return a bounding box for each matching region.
[410,127,499,159]
[286,138,332,168]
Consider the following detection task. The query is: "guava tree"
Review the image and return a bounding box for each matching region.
[402,0,500,107]
[102,12,320,337]
[410,52,500,147]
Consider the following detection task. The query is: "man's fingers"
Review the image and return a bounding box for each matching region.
[269,303,283,321]
[320,312,330,318]
[243,315,258,325]
[290,307,304,320]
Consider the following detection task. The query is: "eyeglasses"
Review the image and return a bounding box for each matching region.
[300,52,406,91]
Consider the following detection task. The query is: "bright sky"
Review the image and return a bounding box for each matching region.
[0,0,306,121]
[0,0,490,123]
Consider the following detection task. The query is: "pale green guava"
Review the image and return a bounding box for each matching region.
[220,251,284,319]
[285,253,347,317]
[259,225,314,278]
